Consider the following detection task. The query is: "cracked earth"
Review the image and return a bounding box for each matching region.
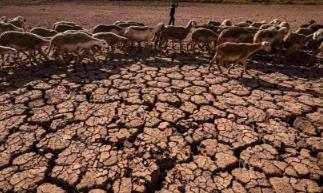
[0,51,322,193]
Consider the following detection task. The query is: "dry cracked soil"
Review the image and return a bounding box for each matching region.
[0,51,322,193]
[0,2,323,193]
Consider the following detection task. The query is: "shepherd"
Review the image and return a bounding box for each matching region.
[169,1,179,26]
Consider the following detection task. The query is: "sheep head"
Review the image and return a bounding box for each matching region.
[0,16,8,23]
[188,20,197,29]
[261,41,271,52]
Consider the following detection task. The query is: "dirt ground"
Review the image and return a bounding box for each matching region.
[0,1,323,29]
[0,1,323,193]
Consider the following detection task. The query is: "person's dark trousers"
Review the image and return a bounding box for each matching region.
[169,14,175,25]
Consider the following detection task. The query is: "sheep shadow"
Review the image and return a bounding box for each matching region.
[0,51,207,92]
[247,56,323,81]
[0,50,322,97]
[238,76,322,98]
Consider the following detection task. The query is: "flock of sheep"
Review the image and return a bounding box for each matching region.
[0,15,322,76]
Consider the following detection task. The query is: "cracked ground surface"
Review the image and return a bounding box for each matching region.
[0,2,323,193]
[0,52,322,192]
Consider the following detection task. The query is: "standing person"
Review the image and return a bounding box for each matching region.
[169,1,178,26]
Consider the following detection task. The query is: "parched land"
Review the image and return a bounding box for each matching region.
[0,1,323,193]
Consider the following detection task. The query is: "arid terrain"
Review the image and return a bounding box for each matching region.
[0,1,323,193]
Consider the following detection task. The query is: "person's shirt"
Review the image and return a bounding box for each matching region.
[170,4,176,15]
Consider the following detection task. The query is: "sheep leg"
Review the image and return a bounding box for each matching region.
[180,41,183,53]
[242,61,251,76]
[88,49,97,62]
[217,60,223,73]
[15,51,21,62]
[238,60,249,77]
[110,46,115,59]
[39,48,49,61]
[20,51,29,62]
[208,54,216,72]
[0,54,3,65]
[227,63,235,75]
[28,50,34,64]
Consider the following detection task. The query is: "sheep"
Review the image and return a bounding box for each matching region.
[301,20,316,28]
[253,28,285,49]
[116,22,145,28]
[47,31,107,63]
[251,21,266,28]
[0,31,49,62]
[279,22,290,31]
[30,27,58,38]
[208,41,271,76]
[158,20,197,52]
[195,24,220,34]
[0,16,8,22]
[123,23,164,50]
[318,42,323,56]
[8,16,26,30]
[207,21,221,26]
[259,23,276,30]
[236,22,250,28]
[0,46,17,63]
[308,23,323,32]
[217,27,258,44]
[278,27,289,35]
[0,22,23,35]
[54,23,83,33]
[295,27,313,36]
[283,32,308,51]
[114,21,145,26]
[220,19,233,27]
[52,21,78,29]
[93,32,128,54]
[63,30,92,36]
[312,28,323,42]
[189,28,218,52]
[269,18,281,25]
[92,24,124,35]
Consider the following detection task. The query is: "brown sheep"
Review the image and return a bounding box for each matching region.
[283,32,308,51]
[189,28,218,52]
[209,41,271,76]
[218,27,258,44]
[295,27,313,36]
[158,20,197,52]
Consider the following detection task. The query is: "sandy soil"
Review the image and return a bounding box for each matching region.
[0,2,322,193]
[0,2,322,29]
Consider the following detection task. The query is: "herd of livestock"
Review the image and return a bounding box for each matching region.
[0,15,322,76]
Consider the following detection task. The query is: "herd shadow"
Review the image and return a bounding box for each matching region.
[0,49,322,98]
